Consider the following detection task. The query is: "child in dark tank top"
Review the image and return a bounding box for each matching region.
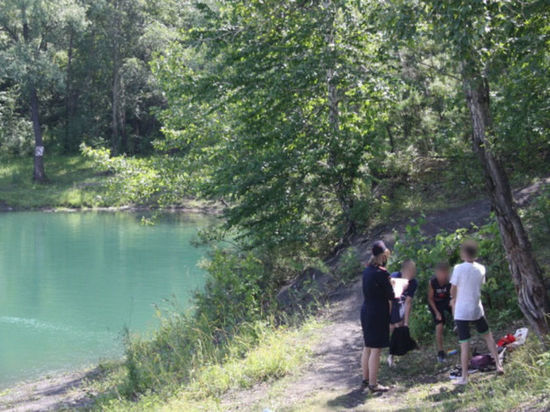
[427,262,453,362]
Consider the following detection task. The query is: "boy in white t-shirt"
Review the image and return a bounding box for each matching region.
[450,240,503,385]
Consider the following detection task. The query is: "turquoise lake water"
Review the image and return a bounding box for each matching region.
[0,212,210,387]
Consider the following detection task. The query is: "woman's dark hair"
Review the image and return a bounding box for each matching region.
[372,240,388,257]
[369,252,388,267]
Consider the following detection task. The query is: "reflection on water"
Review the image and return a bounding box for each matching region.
[0,212,211,386]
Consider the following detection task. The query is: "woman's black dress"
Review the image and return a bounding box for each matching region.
[360,264,395,348]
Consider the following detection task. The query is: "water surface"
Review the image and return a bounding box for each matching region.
[0,211,210,386]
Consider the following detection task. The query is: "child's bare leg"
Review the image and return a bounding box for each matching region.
[368,348,382,386]
[483,332,504,372]
[436,323,444,352]
[460,340,470,381]
[362,347,371,381]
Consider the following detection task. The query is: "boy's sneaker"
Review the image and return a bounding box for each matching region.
[437,351,446,363]
[452,377,468,385]
[369,383,390,393]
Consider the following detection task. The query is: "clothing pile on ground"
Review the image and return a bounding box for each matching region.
[449,327,528,379]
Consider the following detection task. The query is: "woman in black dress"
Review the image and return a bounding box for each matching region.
[361,240,394,392]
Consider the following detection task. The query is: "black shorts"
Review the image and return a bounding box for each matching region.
[429,301,452,325]
[455,317,490,342]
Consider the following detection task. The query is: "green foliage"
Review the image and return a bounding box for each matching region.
[0,87,33,155]
[81,144,200,207]
[390,217,520,341]
[335,247,362,284]
[0,0,198,156]
[196,250,278,330]
[154,0,393,252]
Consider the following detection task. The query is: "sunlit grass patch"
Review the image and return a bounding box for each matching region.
[0,155,109,208]
[94,317,324,411]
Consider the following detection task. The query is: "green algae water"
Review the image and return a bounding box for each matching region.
[0,211,211,387]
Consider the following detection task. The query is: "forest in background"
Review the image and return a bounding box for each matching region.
[1,1,550,410]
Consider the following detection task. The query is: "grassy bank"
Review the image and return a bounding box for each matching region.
[87,317,325,411]
[0,154,212,211]
[0,155,109,209]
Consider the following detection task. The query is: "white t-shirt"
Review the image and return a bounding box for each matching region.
[450,261,486,321]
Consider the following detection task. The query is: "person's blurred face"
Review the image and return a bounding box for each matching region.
[403,263,416,279]
[435,268,450,283]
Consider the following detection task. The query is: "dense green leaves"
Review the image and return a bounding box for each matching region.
[155,1,396,252]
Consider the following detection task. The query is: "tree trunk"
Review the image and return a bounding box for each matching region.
[462,69,550,339]
[30,87,46,182]
[111,1,121,154]
[386,124,395,153]
[64,28,74,152]
[111,65,120,154]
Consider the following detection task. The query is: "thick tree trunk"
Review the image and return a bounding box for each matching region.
[462,70,550,339]
[30,88,46,182]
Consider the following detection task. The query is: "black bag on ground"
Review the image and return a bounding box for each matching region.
[390,326,418,356]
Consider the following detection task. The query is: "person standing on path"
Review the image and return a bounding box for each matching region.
[387,260,417,367]
[427,261,453,362]
[361,240,395,392]
[451,240,504,385]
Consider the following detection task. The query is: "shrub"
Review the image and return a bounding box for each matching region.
[335,247,362,284]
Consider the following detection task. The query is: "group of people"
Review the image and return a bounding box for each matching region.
[360,239,504,392]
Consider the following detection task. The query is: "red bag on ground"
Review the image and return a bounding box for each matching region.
[497,334,516,347]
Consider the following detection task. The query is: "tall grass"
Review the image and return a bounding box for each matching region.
[96,316,323,411]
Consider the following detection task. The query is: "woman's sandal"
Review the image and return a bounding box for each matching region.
[361,379,369,387]
[368,384,389,393]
